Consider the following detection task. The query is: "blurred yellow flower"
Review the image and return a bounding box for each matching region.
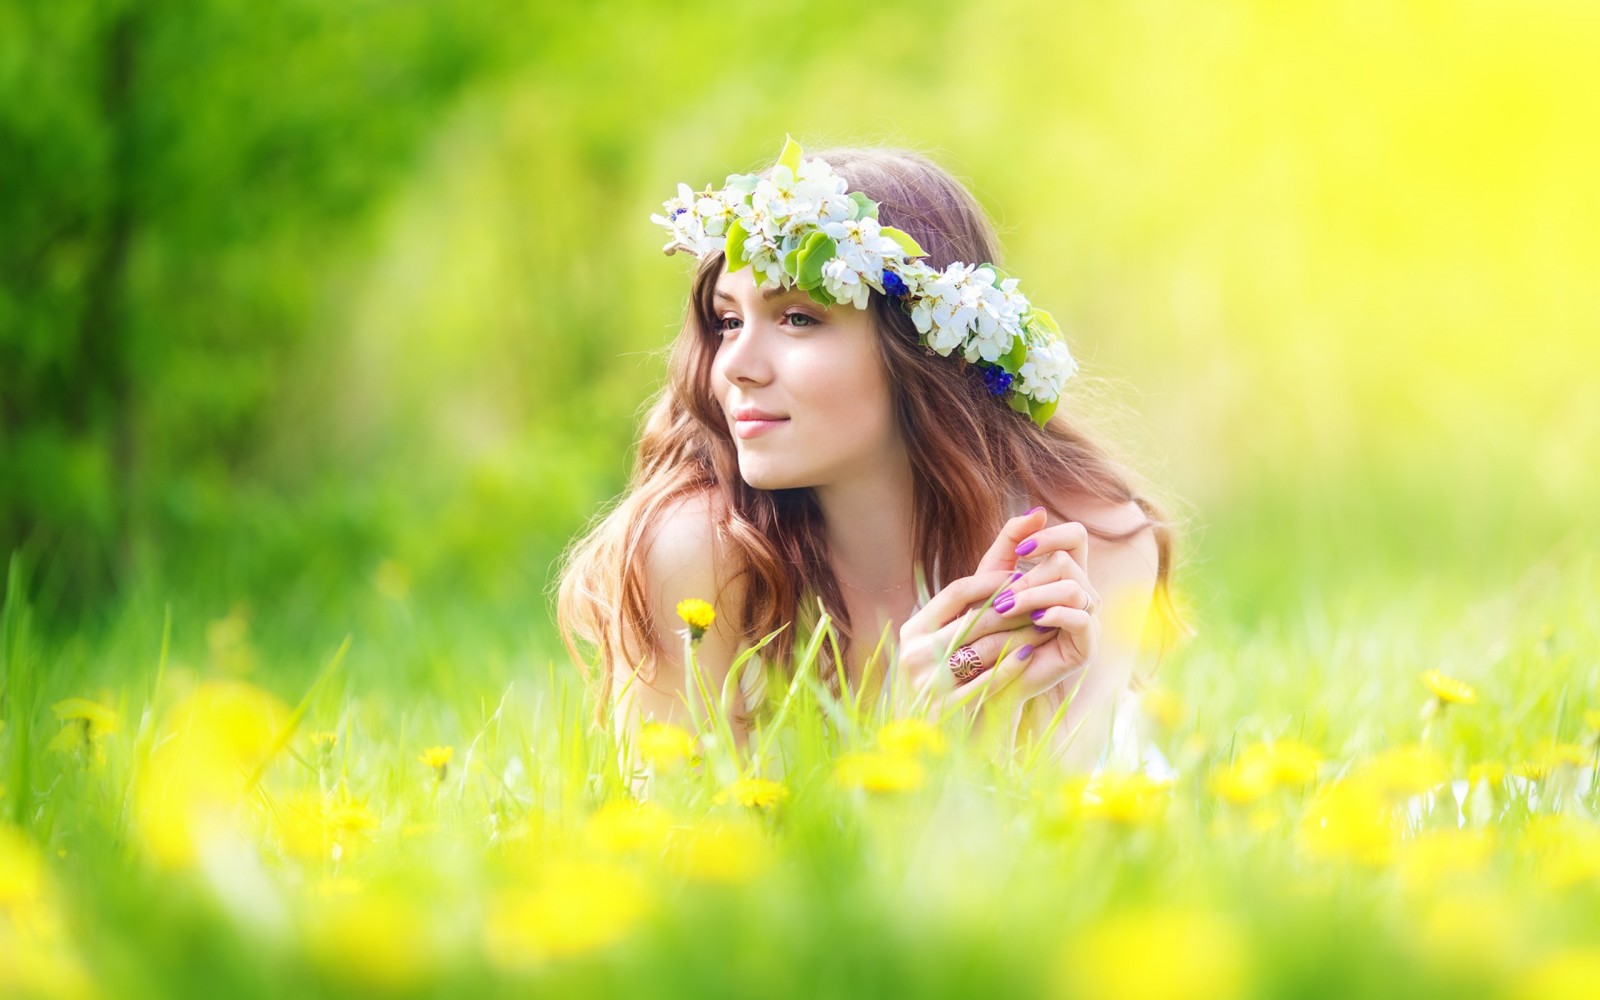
[675,598,715,640]
[834,751,926,794]
[1513,739,1592,781]
[310,731,339,752]
[1079,771,1173,826]
[306,885,438,989]
[132,679,291,868]
[276,790,381,863]
[1584,709,1600,733]
[0,824,44,909]
[638,721,696,770]
[1520,949,1600,1000]
[47,697,119,759]
[715,777,789,809]
[1357,744,1447,798]
[665,820,771,883]
[1209,740,1322,805]
[1060,906,1250,1000]
[876,718,946,757]
[484,858,651,969]
[1467,760,1507,787]
[1421,668,1477,705]
[419,745,454,780]
[1519,815,1600,889]
[1396,828,1496,890]
[51,697,118,734]
[585,799,674,856]
[1297,780,1399,867]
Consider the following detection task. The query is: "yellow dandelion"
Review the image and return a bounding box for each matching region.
[675,597,716,641]
[1521,815,1600,889]
[1357,744,1447,798]
[47,697,119,758]
[1209,740,1322,805]
[715,777,789,809]
[637,721,696,770]
[1421,668,1478,706]
[277,790,381,863]
[310,731,339,752]
[0,824,45,909]
[1396,828,1496,890]
[833,751,926,794]
[131,679,291,869]
[1297,780,1400,867]
[1467,760,1507,787]
[665,820,771,883]
[1514,739,1593,781]
[419,745,454,781]
[1060,906,1251,1000]
[875,718,946,758]
[306,886,439,988]
[1079,770,1174,826]
[585,799,674,856]
[1522,949,1600,1000]
[484,858,652,970]
[52,697,118,734]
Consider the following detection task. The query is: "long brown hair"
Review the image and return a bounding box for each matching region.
[555,145,1189,730]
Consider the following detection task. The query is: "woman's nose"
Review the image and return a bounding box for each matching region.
[718,318,774,387]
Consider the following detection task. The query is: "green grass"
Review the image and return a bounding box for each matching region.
[4,517,1600,999]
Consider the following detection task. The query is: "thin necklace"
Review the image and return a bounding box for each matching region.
[836,574,914,596]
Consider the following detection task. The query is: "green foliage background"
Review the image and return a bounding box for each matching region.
[3,0,1597,675]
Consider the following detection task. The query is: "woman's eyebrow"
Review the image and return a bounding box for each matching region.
[713,286,800,303]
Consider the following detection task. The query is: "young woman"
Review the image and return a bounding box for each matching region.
[557,139,1187,774]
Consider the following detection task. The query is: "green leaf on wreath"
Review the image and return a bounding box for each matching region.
[849,191,878,220]
[724,218,750,272]
[879,227,926,258]
[777,135,803,175]
[795,232,837,290]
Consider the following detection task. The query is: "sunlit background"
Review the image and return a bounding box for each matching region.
[5,0,1596,662]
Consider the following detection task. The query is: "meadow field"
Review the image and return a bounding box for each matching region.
[4,1,1599,997]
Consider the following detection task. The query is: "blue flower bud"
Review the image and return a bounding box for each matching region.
[882,269,908,299]
[982,365,1014,396]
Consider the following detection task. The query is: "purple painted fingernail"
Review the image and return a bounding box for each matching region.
[1034,623,1052,632]
[994,590,1015,613]
[1015,538,1038,557]
[1009,569,1025,582]
[1030,609,1046,621]
[1027,505,1045,515]
[1017,644,1035,660]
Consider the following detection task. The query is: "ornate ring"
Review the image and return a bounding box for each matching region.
[948,644,985,684]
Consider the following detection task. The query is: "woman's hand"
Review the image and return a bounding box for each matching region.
[894,507,1100,716]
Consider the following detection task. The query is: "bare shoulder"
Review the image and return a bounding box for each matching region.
[640,489,747,644]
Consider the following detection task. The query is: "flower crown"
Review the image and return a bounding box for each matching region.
[650,137,1078,427]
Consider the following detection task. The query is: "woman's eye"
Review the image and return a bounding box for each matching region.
[716,316,743,334]
[786,311,819,327]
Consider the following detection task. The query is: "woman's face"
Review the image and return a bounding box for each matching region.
[709,263,905,491]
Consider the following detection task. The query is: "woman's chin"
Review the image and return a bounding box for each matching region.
[738,460,803,492]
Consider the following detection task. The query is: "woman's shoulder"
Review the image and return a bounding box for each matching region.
[642,488,744,611]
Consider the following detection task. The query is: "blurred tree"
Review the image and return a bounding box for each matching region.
[0,0,524,610]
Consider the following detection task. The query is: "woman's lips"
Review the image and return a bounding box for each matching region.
[734,417,788,440]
